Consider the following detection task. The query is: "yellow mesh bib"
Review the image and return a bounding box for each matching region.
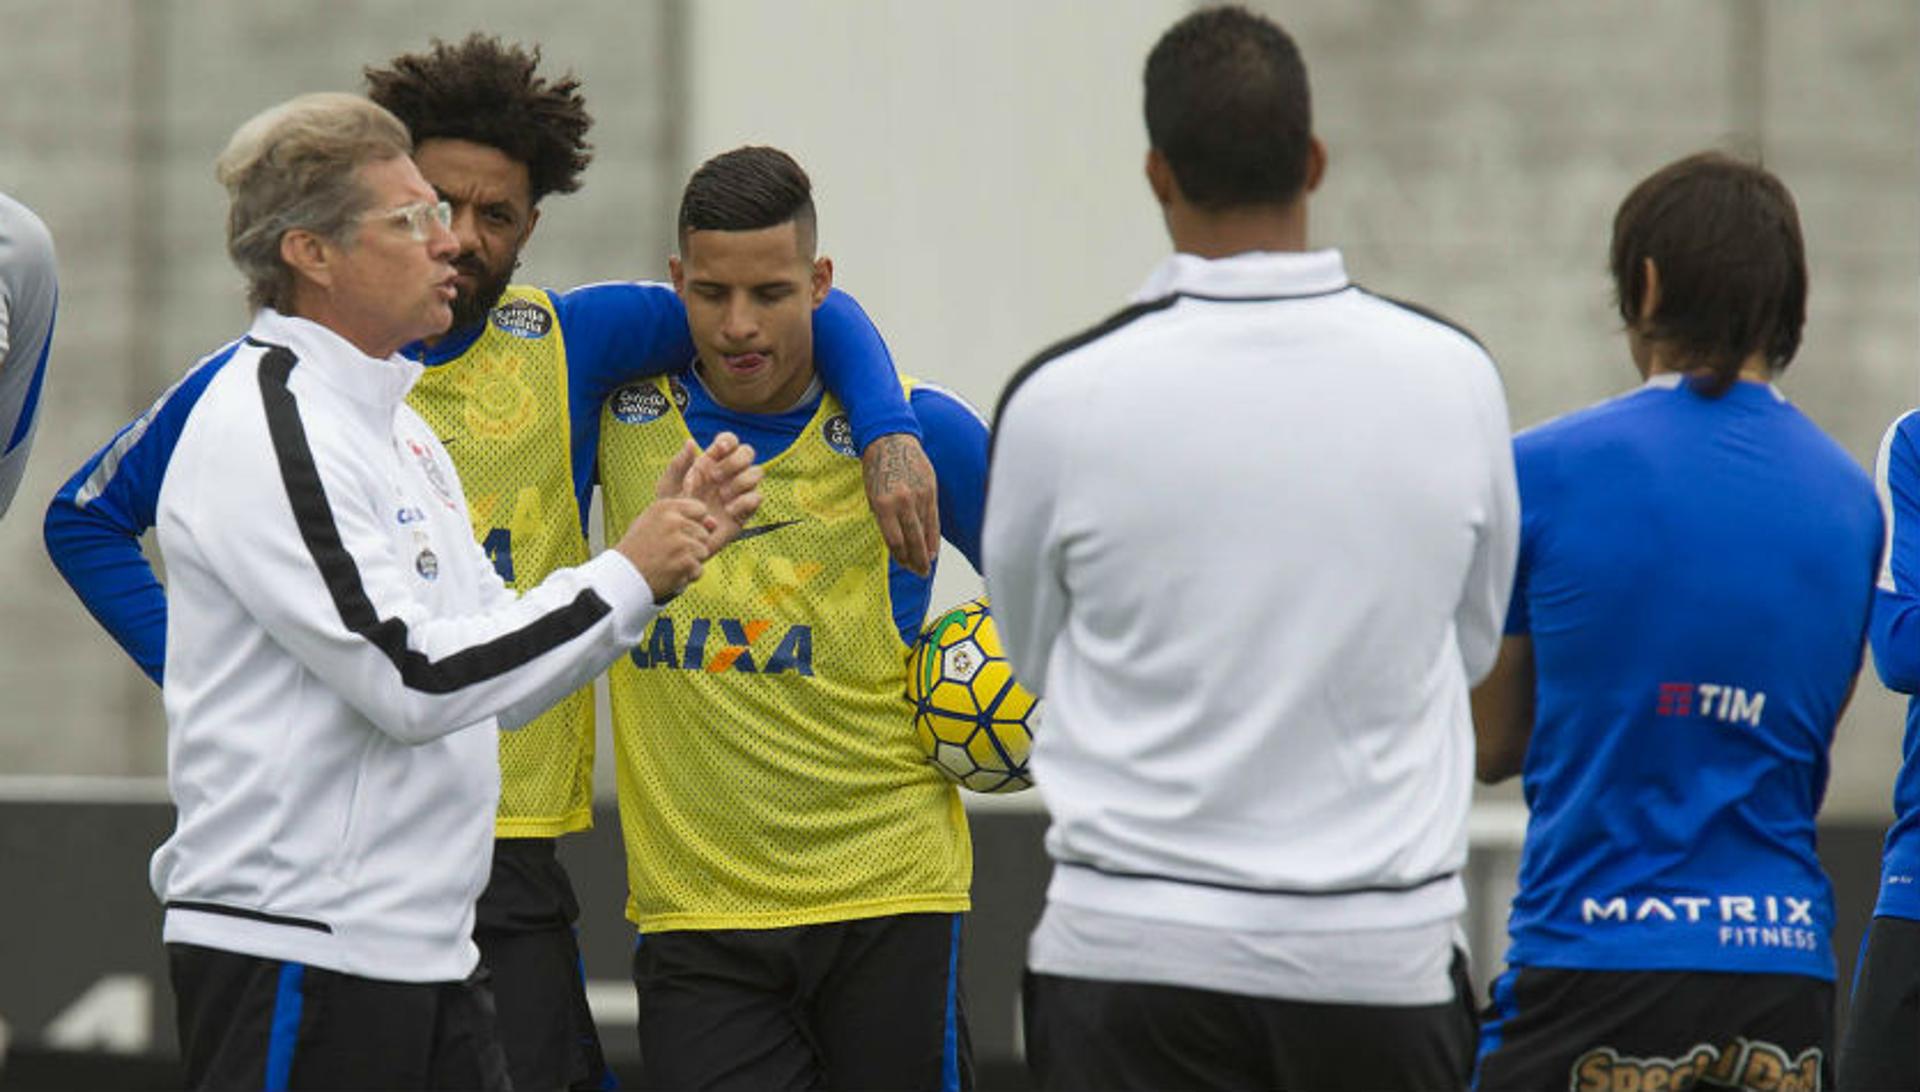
[407,285,594,837]
[599,376,970,931]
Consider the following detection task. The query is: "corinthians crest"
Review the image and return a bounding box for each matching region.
[405,438,461,511]
[456,352,540,441]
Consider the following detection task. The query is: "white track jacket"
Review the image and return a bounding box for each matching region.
[151,309,660,982]
[985,250,1517,949]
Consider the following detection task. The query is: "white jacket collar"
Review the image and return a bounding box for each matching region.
[1132,248,1349,304]
[250,309,426,411]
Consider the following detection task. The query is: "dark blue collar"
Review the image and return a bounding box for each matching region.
[403,317,488,367]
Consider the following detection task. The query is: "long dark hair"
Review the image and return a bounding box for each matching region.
[1610,152,1807,396]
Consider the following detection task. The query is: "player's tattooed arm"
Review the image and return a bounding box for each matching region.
[863,433,939,577]
[1471,634,1535,784]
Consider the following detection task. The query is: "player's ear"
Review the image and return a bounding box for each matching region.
[1303,136,1327,196]
[810,256,833,308]
[520,204,541,246]
[1145,148,1177,208]
[281,228,334,292]
[669,254,686,296]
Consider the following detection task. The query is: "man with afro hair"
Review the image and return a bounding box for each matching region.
[46,32,937,1092]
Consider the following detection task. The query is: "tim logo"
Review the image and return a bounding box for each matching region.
[629,616,814,675]
[610,385,670,425]
[489,299,553,339]
[1656,681,1765,727]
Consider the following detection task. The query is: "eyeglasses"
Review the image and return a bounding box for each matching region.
[359,199,453,242]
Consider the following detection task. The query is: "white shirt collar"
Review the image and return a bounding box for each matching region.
[1132,248,1349,304]
[251,308,426,411]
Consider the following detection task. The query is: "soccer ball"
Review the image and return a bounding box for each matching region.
[906,598,1039,793]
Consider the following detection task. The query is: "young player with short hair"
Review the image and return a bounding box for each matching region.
[596,145,989,1092]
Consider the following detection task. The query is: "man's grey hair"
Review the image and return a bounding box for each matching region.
[214,92,413,312]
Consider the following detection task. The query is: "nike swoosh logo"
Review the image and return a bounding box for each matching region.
[436,435,460,448]
[733,518,804,542]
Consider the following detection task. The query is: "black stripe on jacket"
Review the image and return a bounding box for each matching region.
[1056,859,1459,899]
[1354,286,1490,355]
[166,899,333,934]
[254,341,612,694]
[990,295,1180,456]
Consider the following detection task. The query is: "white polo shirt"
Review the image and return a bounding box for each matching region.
[984,249,1517,1003]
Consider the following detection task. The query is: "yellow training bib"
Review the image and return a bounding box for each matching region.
[599,375,970,931]
[408,286,595,838]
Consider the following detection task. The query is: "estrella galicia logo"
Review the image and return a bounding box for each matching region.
[629,617,813,676]
[669,376,690,412]
[821,414,857,457]
[611,385,670,425]
[415,547,440,581]
[489,299,553,339]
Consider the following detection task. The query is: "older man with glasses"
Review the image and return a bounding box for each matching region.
[45,40,930,1090]
[138,92,761,1091]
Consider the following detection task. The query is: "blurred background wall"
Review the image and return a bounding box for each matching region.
[0,2,1914,1080]
[0,0,1914,822]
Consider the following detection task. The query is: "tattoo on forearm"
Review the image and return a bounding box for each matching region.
[874,439,931,499]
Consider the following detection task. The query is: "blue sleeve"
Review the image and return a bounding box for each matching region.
[889,384,990,642]
[553,283,696,519]
[812,289,919,449]
[42,344,237,685]
[1873,418,1920,692]
[916,384,988,570]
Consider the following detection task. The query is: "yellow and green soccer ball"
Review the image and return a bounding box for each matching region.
[906,597,1039,794]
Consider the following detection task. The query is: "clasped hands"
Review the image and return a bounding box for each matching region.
[614,432,764,602]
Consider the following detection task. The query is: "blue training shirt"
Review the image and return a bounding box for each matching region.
[42,285,914,685]
[1502,374,1880,981]
[1867,411,1920,920]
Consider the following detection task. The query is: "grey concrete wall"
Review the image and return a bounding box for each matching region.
[0,1,680,776]
[1271,0,1920,818]
[1,2,1915,823]
[676,0,1187,668]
